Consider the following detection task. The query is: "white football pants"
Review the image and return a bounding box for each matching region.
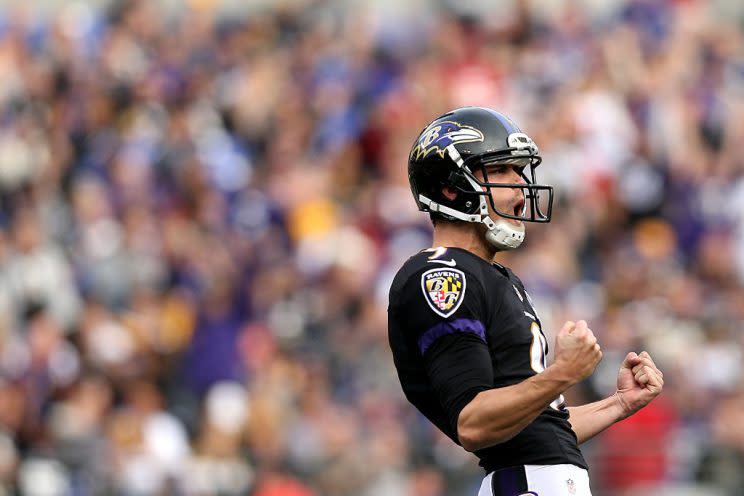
[477,464,592,496]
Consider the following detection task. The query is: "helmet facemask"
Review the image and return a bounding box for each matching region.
[440,136,554,251]
[463,154,553,224]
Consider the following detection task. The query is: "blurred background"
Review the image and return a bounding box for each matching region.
[0,0,743,494]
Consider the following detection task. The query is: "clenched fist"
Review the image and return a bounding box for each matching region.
[552,320,603,385]
[615,351,664,418]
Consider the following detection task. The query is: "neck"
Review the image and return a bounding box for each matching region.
[431,221,497,262]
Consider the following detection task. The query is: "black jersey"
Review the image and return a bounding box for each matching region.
[388,246,586,473]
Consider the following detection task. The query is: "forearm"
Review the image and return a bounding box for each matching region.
[567,393,627,444]
[457,364,572,451]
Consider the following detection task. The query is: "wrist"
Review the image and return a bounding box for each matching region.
[543,362,577,388]
[612,391,633,420]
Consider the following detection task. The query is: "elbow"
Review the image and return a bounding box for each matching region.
[456,392,518,452]
[456,397,484,451]
[457,425,485,452]
[457,425,515,452]
[457,415,516,452]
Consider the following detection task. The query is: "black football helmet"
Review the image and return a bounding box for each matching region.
[408,106,553,250]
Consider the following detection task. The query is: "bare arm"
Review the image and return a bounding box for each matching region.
[567,394,626,444]
[568,351,664,444]
[457,320,602,452]
[457,364,573,451]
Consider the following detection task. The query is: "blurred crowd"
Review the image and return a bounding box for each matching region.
[0,0,742,494]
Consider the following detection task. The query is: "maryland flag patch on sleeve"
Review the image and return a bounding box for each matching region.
[420,268,466,318]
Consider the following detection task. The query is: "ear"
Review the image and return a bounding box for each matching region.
[442,186,458,201]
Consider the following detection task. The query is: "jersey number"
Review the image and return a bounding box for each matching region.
[529,322,565,411]
[425,247,448,259]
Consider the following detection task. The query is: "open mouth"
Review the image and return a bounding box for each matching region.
[513,199,525,217]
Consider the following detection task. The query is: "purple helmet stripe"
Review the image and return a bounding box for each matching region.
[477,107,520,135]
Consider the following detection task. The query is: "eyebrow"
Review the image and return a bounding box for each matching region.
[486,163,521,172]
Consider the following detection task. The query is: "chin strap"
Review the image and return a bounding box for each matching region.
[420,144,526,250]
[418,194,480,222]
[485,218,525,249]
[420,193,525,250]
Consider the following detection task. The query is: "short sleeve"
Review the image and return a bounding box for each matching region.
[398,265,494,434]
[423,332,494,435]
[403,265,488,354]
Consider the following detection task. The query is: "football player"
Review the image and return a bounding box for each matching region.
[388,107,664,495]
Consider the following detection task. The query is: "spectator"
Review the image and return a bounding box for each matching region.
[0,0,740,494]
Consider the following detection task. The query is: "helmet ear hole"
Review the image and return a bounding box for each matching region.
[442,170,480,215]
[446,170,472,191]
[442,186,458,201]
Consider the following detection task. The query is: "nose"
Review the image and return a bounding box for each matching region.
[510,167,526,186]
